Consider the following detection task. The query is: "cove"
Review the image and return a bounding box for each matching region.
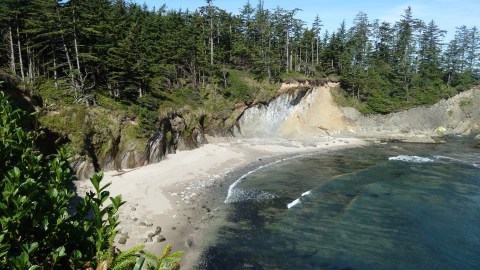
[195,137,480,270]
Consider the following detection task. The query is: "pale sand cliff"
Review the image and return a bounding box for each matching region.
[74,136,367,267]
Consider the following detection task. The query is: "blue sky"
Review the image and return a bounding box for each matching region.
[134,0,479,39]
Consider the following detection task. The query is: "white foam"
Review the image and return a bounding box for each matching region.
[301,190,311,196]
[224,188,277,203]
[388,155,434,163]
[287,190,312,209]
[224,154,309,203]
[287,198,300,209]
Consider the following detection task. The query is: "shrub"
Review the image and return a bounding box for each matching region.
[0,90,183,269]
[0,91,122,269]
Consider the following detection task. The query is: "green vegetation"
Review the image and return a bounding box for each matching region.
[459,98,473,108]
[0,1,478,119]
[0,91,183,269]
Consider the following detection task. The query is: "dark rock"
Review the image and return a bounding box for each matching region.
[139,222,147,226]
[171,227,176,230]
[118,237,127,245]
[131,207,136,211]
[154,226,162,235]
[157,236,166,242]
[147,236,153,242]
[148,233,155,238]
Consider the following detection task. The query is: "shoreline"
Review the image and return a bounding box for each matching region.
[73,136,368,268]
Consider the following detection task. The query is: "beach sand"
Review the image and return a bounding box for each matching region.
[73,136,367,268]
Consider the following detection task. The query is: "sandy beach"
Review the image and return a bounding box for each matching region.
[74,136,367,268]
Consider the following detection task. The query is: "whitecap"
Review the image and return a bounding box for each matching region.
[225,154,311,203]
[301,190,311,196]
[287,190,312,209]
[287,198,300,209]
[388,155,434,163]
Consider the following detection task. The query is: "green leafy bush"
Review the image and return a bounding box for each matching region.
[0,90,183,269]
[0,91,122,269]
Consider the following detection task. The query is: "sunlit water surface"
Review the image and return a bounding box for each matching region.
[196,138,480,270]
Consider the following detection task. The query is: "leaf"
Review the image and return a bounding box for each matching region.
[28,242,39,253]
[54,246,66,257]
[0,243,10,258]
[90,174,100,193]
[72,250,82,260]
[42,217,49,231]
[20,252,30,266]
[48,188,58,198]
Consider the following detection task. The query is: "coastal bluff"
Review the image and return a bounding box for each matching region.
[233,82,480,143]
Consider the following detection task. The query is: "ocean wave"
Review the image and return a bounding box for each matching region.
[388,155,434,163]
[224,188,277,203]
[287,198,300,209]
[287,190,312,209]
[224,154,310,203]
[434,155,480,169]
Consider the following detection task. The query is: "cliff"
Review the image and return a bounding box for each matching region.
[232,82,480,142]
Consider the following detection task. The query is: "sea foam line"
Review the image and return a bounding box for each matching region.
[224,154,311,203]
[287,190,312,209]
[388,155,434,163]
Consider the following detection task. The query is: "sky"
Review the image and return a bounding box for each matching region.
[134,0,480,40]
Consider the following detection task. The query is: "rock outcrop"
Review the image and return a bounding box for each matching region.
[71,112,207,179]
[342,87,480,140]
[233,82,480,142]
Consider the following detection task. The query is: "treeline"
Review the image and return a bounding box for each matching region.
[0,0,479,112]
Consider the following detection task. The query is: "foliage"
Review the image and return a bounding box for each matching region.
[0,91,122,269]
[1,1,478,115]
[144,244,184,270]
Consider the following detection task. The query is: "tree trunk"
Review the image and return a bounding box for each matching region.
[27,44,34,87]
[72,9,81,73]
[53,51,58,89]
[290,51,293,71]
[209,2,214,67]
[61,34,78,97]
[8,26,16,75]
[285,31,289,73]
[16,27,25,82]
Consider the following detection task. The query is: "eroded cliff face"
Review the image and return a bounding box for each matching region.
[70,112,207,179]
[232,82,351,140]
[233,82,480,142]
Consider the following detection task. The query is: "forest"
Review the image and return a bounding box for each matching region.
[1,0,479,114]
[1,1,479,269]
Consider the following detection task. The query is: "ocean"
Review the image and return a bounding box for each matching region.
[194,137,480,270]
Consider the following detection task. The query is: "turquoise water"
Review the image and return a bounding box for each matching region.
[196,138,480,270]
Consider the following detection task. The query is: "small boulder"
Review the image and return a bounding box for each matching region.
[157,236,166,242]
[118,237,127,245]
[154,226,162,235]
[147,236,153,242]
